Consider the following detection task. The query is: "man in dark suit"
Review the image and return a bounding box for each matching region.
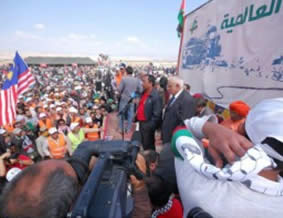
[161,76,196,144]
[136,74,162,150]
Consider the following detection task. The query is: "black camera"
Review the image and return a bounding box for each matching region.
[69,140,143,218]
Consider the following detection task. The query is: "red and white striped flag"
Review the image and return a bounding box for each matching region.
[0,52,35,126]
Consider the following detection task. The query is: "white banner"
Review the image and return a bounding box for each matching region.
[178,0,283,107]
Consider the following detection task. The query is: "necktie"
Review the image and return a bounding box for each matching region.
[168,96,175,107]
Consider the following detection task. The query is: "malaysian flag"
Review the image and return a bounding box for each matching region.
[0,52,35,126]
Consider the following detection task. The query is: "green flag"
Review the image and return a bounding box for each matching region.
[177,0,186,37]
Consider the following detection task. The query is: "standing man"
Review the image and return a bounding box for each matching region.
[118,66,142,134]
[136,75,162,150]
[48,127,71,159]
[161,76,196,144]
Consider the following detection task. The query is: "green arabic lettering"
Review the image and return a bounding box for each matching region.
[221,14,237,33]
[221,0,282,33]
[221,8,248,33]
[275,0,282,13]
[249,0,276,21]
[221,14,230,30]
[235,7,249,25]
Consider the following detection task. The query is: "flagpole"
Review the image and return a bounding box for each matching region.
[177,14,187,75]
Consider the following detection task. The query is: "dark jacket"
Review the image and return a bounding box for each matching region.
[161,90,196,144]
[138,88,162,130]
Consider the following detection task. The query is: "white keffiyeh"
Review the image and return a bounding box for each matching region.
[176,134,283,196]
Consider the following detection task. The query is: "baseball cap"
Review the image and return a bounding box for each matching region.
[85,117,92,124]
[70,122,79,130]
[56,107,63,112]
[6,168,22,182]
[49,127,58,135]
[0,129,6,135]
[69,107,78,113]
[13,128,22,135]
[39,113,47,119]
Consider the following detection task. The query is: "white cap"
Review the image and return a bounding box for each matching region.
[39,113,47,118]
[0,129,6,134]
[16,115,25,122]
[75,86,82,90]
[50,104,55,108]
[49,127,58,135]
[69,107,78,113]
[85,117,92,123]
[6,167,22,182]
[25,97,32,102]
[13,128,22,135]
[43,104,48,108]
[56,107,63,112]
[70,122,79,130]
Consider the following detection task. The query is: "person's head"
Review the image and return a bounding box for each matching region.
[79,108,85,116]
[100,105,107,116]
[229,100,250,121]
[69,107,78,117]
[57,119,66,128]
[0,160,79,218]
[145,175,172,208]
[56,107,63,115]
[195,98,207,116]
[39,113,47,122]
[243,98,283,172]
[70,123,80,134]
[25,109,32,118]
[119,63,126,75]
[49,128,59,140]
[159,76,168,90]
[85,117,93,127]
[12,128,23,138]
[142,74,155,92]
[184,83,191,92]
[0,128,7,137]
[15,115,26,128]
[142,150,159,176]
[4,135,12,147]
[125,66,133,75]
[100,96,106,105]
[167,76,184,95]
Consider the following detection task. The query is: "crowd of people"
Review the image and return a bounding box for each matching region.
[0,61,282,218]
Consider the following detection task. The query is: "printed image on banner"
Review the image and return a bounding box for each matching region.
[178,0,283,107]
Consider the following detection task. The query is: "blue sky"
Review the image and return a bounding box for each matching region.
[0,0,208,59]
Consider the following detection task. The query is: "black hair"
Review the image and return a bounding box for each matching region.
[262,137,283,172]
[142,150,159,176]
[146,74,156,87]
[195,98,207,108]
[159,76,168,90]
[126,66,134,75]
[0,165,79,218]
[56,119,66,129]
[184,83,190,90]
[145,175,172,208]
